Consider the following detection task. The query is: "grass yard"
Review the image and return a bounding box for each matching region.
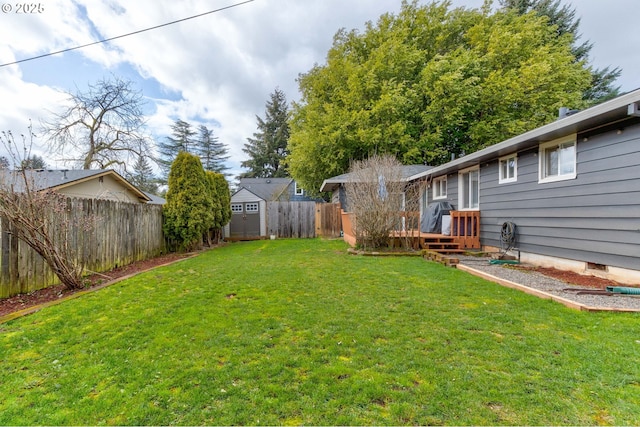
[1,239,639,425]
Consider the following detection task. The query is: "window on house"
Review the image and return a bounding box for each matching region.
[499,155,517,183]
[539,135,577,183]
[294,182,304,195]
[459,167,479,210]
[433,176,447,199]
[231,203,243,213]
[245,203,259,213]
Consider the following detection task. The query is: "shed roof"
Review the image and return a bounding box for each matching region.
[410,88,640,180]
[320,164,433,192]
[235,178,293,201]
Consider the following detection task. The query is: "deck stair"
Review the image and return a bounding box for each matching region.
[419,235,464,254]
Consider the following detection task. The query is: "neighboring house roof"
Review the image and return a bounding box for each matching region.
[0,169,151,203]
[144,192,166,205]
[410,88,640,180]
[235,178,293,201]
[320,164,433,192]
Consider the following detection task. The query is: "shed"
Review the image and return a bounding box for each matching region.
[225,178,322,240]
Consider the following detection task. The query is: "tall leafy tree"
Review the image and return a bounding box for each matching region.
[500,0,621,104]
[42,76,148,170]
[288,0,591,193]
[163,152,214,251]
[197,125,230,175]
[240,88,290,178]
[157,120,196,177]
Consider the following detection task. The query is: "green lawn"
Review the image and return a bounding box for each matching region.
[1,239,639,425]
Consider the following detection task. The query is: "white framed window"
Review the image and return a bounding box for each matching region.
[231,203,243,213]
[245,203,259,213]
[539,135,577,183]
[499,154,518,184]
[432,176,447,200]
[294,182,304,196]
[459,166,479,210]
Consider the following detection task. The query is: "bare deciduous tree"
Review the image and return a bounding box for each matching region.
[345,155,407,250]
[345,155,427,250]
[42,76,148,170]
[0,127,91,290]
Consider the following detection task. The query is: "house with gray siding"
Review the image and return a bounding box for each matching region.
[411,88,640,284]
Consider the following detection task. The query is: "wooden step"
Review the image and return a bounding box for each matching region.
[420,236,463,254]
[422,250,460,266]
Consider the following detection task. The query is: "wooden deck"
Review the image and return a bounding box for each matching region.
[343,210,481,254]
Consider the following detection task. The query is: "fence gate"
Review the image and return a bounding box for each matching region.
[315,203,342,238]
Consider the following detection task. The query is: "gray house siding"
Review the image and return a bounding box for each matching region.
[478,123,640,270]
[425,173,459,208]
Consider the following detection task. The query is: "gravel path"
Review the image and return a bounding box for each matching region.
[457,256,640,312]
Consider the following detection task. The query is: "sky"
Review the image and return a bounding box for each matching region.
[1,0,639,180]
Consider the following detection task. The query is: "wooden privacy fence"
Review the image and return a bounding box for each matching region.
[0,198,165,298]
[315,203,342,238]
[267,201,316,239]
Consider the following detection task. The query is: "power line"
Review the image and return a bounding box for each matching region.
[0,0,256,68]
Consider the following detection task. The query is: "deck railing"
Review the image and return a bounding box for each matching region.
[340,209,481,250]
[450,210,480,249]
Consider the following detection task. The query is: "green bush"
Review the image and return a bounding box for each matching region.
[163,151,214,251]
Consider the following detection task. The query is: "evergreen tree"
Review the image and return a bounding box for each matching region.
[240,88,290,178]
[213,172,231,228]
[163,152,214,251]
[20,154,47,170]
[128,154,158,194]
[197,125,230,175]
[157,120,196,177]
[205,171,231,243]
[500,0,621,104]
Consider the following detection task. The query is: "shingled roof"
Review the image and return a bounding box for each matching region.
[0,169,151,203]
[235,178,293,201]
[320,164,433,193]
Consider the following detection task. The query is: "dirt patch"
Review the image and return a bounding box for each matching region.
[0,252,191,318]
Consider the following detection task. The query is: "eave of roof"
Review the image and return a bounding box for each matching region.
[410,88,640,180]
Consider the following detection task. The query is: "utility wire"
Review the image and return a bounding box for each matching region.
[0,0,255,68]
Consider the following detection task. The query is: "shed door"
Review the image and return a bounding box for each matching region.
[230,202,261,238]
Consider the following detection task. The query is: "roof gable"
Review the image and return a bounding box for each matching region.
[0,169,151,203]
[236,178,293,200]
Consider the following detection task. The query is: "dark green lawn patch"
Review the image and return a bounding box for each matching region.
[1,239,639,425]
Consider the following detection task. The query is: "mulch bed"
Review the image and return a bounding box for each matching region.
[510,265,634,290]
[0,252,191,318]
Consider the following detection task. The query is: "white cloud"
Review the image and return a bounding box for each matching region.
[1,0,638,177]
